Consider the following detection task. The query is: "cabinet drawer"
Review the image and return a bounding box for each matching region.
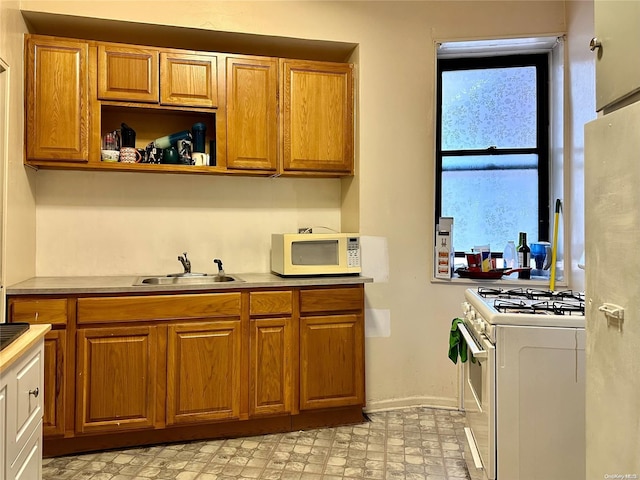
[10,299,68,325]
[300,287,363,314]
[250,291,292,316]
[77,293,241,324]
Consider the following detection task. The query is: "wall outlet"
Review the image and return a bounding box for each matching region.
[298,227,312,234]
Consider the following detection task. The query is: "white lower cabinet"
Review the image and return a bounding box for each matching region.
[1,336,45,480]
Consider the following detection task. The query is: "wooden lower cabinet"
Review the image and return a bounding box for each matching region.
[7,297,70,438]
[166,321,242,424]
[299,314,364,410]
[75,326,159,434]
[8,284,366,456]
[249,317,294,417]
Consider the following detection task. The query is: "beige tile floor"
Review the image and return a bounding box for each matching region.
[42,407,471,480]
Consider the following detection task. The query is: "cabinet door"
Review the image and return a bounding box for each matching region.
[160,52,218,108]
[76,326,158,433]
[249,317,293,417]
[280,59,354,174]
[8,422,42,480]
[42,331,66,437]
[167,321,241,424]
[226,56,278,171]
[594,0,640,111]
[97,44,159,103]
[299,314,364,410]
[25,36,89,162]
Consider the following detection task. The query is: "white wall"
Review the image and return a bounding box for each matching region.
[1,0,35,289]
[565,0,595,292]
[15,0,591,410]
[35,172,342,275]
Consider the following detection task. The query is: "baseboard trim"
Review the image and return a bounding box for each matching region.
[364,396,459,413]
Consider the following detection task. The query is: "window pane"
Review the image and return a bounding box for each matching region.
[442,66,537,150]
[441,154,539,252]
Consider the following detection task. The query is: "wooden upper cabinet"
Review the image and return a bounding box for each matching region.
[226,56,278,171]
[161,52,218,108]
[280,59,354,174]
[24,35,356,177]
[25,35,89,162]
[97,44,159,103]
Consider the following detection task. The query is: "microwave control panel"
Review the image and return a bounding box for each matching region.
[347,237,361,267]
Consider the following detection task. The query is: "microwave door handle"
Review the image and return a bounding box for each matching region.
[458,323,488,360]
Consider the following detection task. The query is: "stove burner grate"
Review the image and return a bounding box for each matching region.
[552,301,585,316]
[493,298,585,316]
[0,323,30,351]
[479,286,585,302]
[494,299,549,314]
[479,287,529,299]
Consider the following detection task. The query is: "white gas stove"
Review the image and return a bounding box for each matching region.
[464,287,585,343]
[460,286,585,480]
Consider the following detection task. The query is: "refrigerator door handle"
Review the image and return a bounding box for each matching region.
[598,303,624,320]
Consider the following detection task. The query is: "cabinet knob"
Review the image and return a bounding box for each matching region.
[589,37,602,52]
[29,387,40,398]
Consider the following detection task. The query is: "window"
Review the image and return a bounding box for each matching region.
[435,51,550,256]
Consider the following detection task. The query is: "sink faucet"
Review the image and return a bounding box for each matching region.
[178,252,191,274]
[213,258,225,277]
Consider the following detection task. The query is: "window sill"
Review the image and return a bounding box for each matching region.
[430,274,568,289]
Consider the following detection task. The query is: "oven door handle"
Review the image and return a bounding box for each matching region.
[458,323,488,360]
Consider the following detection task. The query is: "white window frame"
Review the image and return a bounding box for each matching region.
[432,35,565,276]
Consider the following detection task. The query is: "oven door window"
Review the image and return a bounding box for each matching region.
[468,357,483,406]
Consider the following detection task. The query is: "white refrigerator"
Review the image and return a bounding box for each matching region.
[585,0,640,476]
[585,101,640,477]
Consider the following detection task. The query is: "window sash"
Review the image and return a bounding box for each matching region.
[435,53,550,255]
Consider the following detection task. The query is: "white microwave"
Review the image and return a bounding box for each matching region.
[271,233,361,276]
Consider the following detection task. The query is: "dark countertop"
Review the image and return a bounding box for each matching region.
[6,273,373,296]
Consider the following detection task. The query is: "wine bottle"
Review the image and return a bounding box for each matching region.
[517,232,531,279]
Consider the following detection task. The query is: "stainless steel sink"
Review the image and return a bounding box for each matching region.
[133,275,243,286]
